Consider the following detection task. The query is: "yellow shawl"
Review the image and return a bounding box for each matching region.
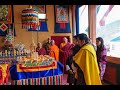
[74,44,102,85]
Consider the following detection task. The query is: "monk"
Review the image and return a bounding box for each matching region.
[36,42,46,55]
[43,37,51,55]
[49,40,59,61]
[59,37,73,74]
[30,42,36,53]
[73,33,102,85]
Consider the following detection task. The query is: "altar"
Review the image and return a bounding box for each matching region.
[9,60,63,85]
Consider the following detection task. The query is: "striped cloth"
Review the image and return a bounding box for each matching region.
[11,74,63,85]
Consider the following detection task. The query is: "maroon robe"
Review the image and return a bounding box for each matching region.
[59,42,73,74]
[36,47,47,55]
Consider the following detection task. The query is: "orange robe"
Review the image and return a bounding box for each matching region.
[49,44,59,61]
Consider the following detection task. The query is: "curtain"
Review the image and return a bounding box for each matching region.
[75,5,81,35]
[51,36,70,48]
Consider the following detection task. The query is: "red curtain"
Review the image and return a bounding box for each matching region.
[51,36,70,48]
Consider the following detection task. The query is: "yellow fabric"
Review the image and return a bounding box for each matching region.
[17,61,57,72]
[74,44,102,85]
[60,43,66,48]
[0,64,8,81]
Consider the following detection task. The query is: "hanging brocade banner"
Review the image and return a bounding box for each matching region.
[5,24,14,44]
[21,6,40,30]
[55,5,69,29]
[32,5,46,28]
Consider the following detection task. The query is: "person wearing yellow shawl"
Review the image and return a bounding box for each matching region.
[73,33,102,85]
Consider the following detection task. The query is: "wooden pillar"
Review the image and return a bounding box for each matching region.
[72,5,76,36]
[88,5,96,44]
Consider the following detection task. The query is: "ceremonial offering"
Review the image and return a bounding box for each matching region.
[19,55,55,67]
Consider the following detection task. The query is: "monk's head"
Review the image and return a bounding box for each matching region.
[48,37,51,43]
[63,37,68,43]
[76,33,89,47]
[51,40,55,45]
[37,42,42,48]
[30,42,36,47]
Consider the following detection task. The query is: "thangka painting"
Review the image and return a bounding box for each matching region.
[0,5,12,24]
[54,5,71,33]
[0,23,16,36]
[28,5,48,32]
[0,5,16,36]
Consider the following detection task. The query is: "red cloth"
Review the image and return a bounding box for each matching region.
[0,65,9,84]
[60,23,66,29]
[0,68,3,84]
[51,36,70,48]
[99,5,114,26]
[4,66,9,84]
[59,43,73,74]
[37,48,47,55]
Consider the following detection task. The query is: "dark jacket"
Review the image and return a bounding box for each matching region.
[66,44,80,69]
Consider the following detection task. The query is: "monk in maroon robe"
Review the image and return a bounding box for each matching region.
[36,42,46,55]
[59,37,73,74]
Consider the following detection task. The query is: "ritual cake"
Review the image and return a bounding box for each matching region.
[18,55,55,67]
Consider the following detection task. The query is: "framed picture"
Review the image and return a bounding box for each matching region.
[32,5,46,14]
[0,5,12,24]
[55,5,69,23]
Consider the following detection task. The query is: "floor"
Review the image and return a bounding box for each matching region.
[62,74,69,85]
[62,74,110,85]
[2,74,110,85]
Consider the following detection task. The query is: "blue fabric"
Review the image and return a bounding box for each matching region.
[75,5,80,35]
[0,24,16,36]
[54,5,71,33]
[10,61,63,80]
[55,23,71,33]
[28,21,48,32]
[0,6,16,36]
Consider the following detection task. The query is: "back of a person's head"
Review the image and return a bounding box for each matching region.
[73,35,77,39]
[96,37,104,42]
[76,33,89,42]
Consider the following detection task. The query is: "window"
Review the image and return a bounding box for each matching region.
[96,5,120,58]
[79,5,89,36]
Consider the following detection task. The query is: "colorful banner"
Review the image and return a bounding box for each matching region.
[28,21,48,32]
[0,64,9,84]
[0,23,16,36]
[11,74,63,85]
[28,5,48,32]
[54,5,71,33]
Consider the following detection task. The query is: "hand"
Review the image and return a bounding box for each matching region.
[69,70,73,74]
[60,49,64,52]
[73,71,76,73]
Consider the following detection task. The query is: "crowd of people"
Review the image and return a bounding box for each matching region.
[34,33,107,85]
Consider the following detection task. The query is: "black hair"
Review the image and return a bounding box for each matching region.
[73,35,77,39]
[96,37,104,50]
[76,33,89,43]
